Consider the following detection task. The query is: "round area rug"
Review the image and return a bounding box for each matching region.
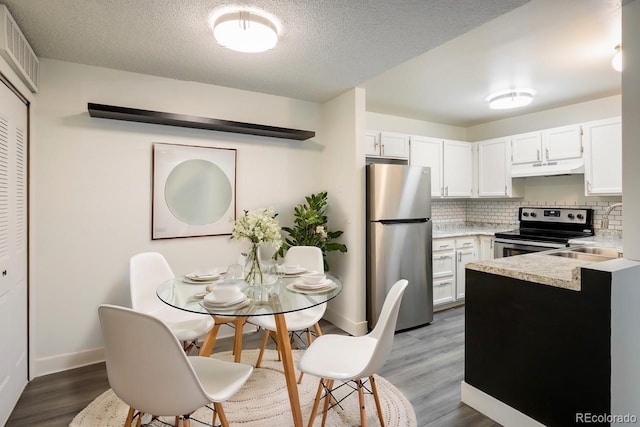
[70,349,416,427]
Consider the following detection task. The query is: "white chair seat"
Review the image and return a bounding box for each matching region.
[188,356,253,402]
[297,335,377,380]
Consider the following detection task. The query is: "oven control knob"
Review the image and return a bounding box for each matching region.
[577,214,584,219]
[530,212,537,218]
[522,212,529,217]
[567,213,575,219]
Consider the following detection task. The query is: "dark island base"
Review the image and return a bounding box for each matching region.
[465,269,612,426]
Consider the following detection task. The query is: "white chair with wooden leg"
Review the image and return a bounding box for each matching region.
[98,304,253,427]
[129,252,214,353]
[298,279,409,427]
[248,246,326,380]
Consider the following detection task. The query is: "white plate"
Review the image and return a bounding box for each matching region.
[293,278,333,289]
[203,287,246,306]
[201,299,250,311]
[185,271,220,281]
[182,277,221,285]
[284,267,307,275]
[286,282,336,294]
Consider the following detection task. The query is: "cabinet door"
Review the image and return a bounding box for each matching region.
[433,278,455,306]
[478,137,510,197]
[542,124,582,161]
[443,140,473,197]
[583,117,622,195]
[456,248,478,299]
[365,130,381,157]
[478,236,494,261]
[380,132,409,159]
[512,132,542,164]
[410,136,443,197]
[433,251,455,279]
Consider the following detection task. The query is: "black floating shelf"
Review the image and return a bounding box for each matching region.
[87,103,315,141]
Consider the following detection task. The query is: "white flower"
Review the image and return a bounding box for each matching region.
[315,225,328,239]
[231,208,282,249]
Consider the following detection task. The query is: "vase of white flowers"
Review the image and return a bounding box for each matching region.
[231,208,282,286]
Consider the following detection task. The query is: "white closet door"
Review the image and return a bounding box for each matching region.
[0,80,28,427]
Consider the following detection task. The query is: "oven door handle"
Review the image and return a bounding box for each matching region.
[493,238,566,249]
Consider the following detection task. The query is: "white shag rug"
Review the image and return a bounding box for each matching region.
[70,349,416,427]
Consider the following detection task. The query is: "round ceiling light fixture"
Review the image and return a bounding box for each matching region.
[212,11,278,53]
[486,89,535,110]
[612,44,622,72]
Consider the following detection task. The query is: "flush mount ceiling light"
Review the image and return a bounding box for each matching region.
[486,89,535,110]
[212,11,278,53]
[612,44,622,72]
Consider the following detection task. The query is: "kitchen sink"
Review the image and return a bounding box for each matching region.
[547,246,622,262]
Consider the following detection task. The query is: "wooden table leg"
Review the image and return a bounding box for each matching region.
[274,313,303,427]
[233,317,246,363]
[199,321,220,357]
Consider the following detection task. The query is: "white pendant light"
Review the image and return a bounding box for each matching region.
[213,11,278,53]
[486,89,535,110]
[612,44,622,72]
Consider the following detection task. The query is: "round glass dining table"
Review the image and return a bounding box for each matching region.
[156,274,342,427]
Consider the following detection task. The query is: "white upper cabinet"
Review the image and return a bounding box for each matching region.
[512,124,582,165]
[409,136,443,197]
[542,124,582,161]
[512,132,542,164]
[583,117,622,196]
[443,140,473,197]
[365,130,409,159]
[477,137,511,197]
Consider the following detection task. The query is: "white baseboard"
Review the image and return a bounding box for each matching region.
[323,307,368,336]
[461,381,544,427]
[32,323,259,379]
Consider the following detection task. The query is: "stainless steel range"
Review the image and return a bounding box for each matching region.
[494,207,594,258]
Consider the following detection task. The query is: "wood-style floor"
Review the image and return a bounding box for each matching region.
[7,305,499,427]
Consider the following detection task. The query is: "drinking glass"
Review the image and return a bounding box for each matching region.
[225,263,243,284]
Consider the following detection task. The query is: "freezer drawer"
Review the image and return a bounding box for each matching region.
[367,220,433,331]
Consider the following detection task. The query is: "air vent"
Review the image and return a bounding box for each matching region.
[0,5,38,92]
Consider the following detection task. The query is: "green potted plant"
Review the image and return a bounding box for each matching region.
[278,192,347,271]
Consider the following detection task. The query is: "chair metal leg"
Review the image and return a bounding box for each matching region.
[357,380,367,427]
[124,407,135,427]
[214,402,230,427]
[370,375,385,426]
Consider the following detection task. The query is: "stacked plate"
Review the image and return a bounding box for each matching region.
[183,270,220,284]
[201,286,248,311]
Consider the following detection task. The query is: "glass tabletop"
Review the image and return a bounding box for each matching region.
[157,274,343,317]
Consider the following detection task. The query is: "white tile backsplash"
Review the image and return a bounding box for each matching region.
[432,199,623,231]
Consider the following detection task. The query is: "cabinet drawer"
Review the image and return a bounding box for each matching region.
[455,237,476,249]
[433,239,455,251]
[433,252,455,278]
[433,279,455,305]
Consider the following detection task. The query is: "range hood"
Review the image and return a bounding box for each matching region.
[511,159,584,178]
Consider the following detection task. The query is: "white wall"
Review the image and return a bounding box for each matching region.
[366,111,466,140]
[622,0,640,260]
[320,88,368,336]
[29,59,329,376]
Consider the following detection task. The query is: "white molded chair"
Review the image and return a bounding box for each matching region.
[249,246,326,379]
[130,252,214,352]
[298,279,409,427]
[98,304,253,427]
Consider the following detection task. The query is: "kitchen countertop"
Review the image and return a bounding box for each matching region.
[568,230,623,252]
[466,252,594,291]
[433,223,515,239]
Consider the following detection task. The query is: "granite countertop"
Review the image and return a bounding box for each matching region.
[433,223,515,239]
[568,230,623,253]
[466,253,595,291]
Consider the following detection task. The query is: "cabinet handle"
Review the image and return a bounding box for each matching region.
[490,240,493,249]
[504,185,508,196]
[458,252,462,262]
[445,186,449,196]
[537,149,540,161]
[586,180,592,194]
[439,245,449,249]
[435,255,452,260]
[436,281,453,287]
[381,144,385,156]
[462,242,472,247]
[545,147,549,159]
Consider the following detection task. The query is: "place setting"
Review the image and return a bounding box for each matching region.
[287,272,337,294]
[199,285,250,312]
[181,269,222,284]
[281,263,307,277]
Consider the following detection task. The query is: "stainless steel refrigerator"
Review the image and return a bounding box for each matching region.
[366,163,433,331]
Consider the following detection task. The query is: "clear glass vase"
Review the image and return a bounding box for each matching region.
[244,243,263,286]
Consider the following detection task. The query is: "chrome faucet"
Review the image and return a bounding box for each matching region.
[600,202,623,229]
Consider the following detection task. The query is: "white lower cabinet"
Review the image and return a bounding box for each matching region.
[432,237,478,309]
[478,235,495,261]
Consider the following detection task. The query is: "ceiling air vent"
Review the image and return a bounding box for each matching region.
[0,5,38,92]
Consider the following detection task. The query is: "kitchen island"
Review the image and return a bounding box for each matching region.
[462,252,640,427]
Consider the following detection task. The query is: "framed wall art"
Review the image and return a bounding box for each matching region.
[152,143,236,239]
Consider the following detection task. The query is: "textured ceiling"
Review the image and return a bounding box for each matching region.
[0,0,621,127]
[1,0,527,104]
